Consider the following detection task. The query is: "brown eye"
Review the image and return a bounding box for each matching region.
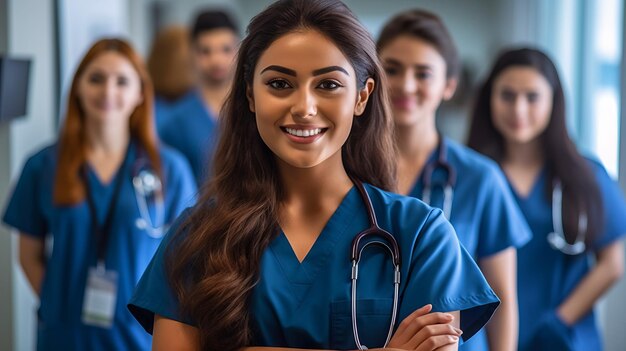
[500,90,516,103]
[267,79,291,90]
[317,80,341,90]
[88,73,105,84]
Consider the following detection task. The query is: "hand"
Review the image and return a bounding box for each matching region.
[527,311,574,351]
[386,304,462,351]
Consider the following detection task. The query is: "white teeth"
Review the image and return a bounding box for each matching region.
[285,128,323,137]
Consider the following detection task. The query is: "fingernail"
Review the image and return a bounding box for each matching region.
[444,313,454,320]
[454,328,463,335]
[451,336,459,341]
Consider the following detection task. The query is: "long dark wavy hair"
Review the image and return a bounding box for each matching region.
[165,0,396,349]
[467,47,603,248]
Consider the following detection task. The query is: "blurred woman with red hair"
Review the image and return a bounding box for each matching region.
[2,38,196,350]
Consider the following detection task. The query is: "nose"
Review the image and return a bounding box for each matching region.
[513,96,528,117]
[290,88,317,119]
[103,78,116,99]
[401,71,417,94]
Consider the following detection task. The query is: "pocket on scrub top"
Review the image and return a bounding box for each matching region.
[330,298,393,350]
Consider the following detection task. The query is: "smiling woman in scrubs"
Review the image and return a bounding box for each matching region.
[128,1,500,350]
[2,39,196,350]
[376,10,532,351]
[468,48,626,351]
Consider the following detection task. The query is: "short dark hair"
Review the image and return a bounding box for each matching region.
[191,10,239,39]
[377,9,459,79]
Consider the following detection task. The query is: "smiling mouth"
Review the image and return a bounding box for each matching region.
[281,127,327,137]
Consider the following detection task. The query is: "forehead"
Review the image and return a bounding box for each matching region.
[254,29,355,76]
[379,35,445,68]
[195,29,238,46]
[83,51,138,75]
[494,66,552,91]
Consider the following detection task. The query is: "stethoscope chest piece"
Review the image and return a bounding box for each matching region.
[132,165,166,238]
[547,180,587,255]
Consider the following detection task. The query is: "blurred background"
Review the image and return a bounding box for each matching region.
[0,0,625,350]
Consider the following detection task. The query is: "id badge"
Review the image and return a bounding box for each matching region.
[82,266,118,328]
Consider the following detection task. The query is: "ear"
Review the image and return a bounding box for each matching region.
[442,78,458,101]
[354,78,375,116]
[246,85,255,112]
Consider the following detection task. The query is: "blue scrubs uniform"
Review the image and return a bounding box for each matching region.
[511,159,626,351]
[408,137,532,351]
[154,95,175,132]
[129,183,500,349]
[157,90,218,185]
[2,142,197,351]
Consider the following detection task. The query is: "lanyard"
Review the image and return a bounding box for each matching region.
[81,147,132,266]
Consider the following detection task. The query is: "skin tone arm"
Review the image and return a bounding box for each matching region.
[153,308,461,351]
[556,240,625,326]
[479,247,518,351]
[18,234,46,296]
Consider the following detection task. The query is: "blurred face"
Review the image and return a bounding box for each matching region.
[76,51,143,125]
[491,66,553,145]
[379,36,456,127]
[247,29,373,169]
[193,29,238,86]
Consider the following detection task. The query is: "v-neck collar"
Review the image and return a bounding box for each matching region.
[85,143,135,187]
[269,185,361,285]
[507,165,547,202]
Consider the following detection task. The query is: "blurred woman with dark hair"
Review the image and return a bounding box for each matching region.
[468,47,626,351]
[2,38,196,350]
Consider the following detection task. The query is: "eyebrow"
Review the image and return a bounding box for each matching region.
[383,58,432,71]
[260,65,350,77]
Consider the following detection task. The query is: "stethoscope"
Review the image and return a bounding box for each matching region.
[350,178,401,350]
[422,137,456,219]
[132,158,167,238]
[547,180,587,255]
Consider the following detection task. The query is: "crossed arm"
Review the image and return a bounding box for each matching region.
[152,306,461,351]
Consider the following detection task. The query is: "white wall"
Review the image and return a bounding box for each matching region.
[1,0,58,350]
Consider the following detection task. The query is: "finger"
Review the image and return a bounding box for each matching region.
[389,305,433,346]
[400,311,456,340]
[397,304,432,333]
[407,324,462,350]
[414,334,460,351]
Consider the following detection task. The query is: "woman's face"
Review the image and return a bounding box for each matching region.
[248,29,373,169]
[491,66,553,145]
[379,35,456,127]
[77,51,143,126]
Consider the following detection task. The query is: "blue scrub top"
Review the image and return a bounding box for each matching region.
[511,158,626,351]
[408,138,532,351]
[157,90,219,185]
[129,183,500,349]
[2,141,197,351]
[154,95,175,132]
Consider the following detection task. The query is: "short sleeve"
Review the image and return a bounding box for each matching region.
[589,160,626,249]
[2,153,48,237]
[128,210,194,333]
[400,209,500,343]
[476,166,533,258]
